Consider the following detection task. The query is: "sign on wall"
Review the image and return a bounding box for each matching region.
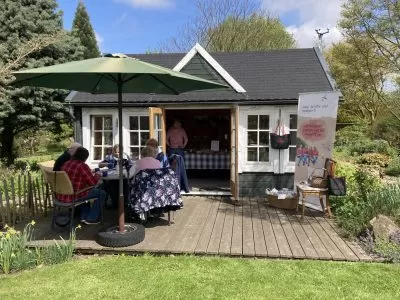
[294,91,340,191]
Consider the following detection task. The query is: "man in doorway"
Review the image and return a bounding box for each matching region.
[53,142,81,171]
[166,119,188,158]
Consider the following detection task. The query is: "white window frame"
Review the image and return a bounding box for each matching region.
[122,108,150,159]
[82,108,118,164]
[239,106,277,173]
[281,107,298,173]
[238,105,298,173]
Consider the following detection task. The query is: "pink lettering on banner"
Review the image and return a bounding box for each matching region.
[299,119,327,141]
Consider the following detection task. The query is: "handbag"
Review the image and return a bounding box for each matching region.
[328,176,346,196]
[270,122,290,149]
[307,167,328,188]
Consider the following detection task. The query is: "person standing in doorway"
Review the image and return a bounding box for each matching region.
[166,119,188,158]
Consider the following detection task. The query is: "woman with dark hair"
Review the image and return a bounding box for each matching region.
[59,147,106,225]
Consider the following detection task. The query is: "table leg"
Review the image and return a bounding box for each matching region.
[302,192,305,218]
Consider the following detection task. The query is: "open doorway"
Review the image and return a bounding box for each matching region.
[165,108,231,195]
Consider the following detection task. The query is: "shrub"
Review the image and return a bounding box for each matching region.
[356,153,391,167]
[347,139,397,157]
[374,239,400,263]
[334,179,400,236]
[385,157,400,176]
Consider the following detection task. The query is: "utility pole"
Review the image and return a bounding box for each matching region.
[315,28,329,51]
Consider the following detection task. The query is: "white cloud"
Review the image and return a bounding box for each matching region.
[113,0,172,9]
[95,31,104,49]
[263,0,345,47]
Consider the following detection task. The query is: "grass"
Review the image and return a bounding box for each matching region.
[0,255,399,300]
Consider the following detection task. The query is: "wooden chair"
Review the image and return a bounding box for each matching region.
[43,169,102,232]
[296,158,335,218]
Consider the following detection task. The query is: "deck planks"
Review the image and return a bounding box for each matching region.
[33,196,372,261]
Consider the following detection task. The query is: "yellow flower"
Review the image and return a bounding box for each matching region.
[11,253,16,258]
[76,224,82,229]
[30,220,36,226]
[5,233,11,239]
[9,228,17,235]
[4,224,9,229]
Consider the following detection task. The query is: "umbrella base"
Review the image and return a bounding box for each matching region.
[95,223,145,247]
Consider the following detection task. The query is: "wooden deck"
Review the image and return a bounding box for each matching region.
[31,196,372,261]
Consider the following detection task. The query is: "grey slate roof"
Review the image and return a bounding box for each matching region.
[69,48,335,105]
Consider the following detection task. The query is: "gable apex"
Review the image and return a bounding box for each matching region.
[173,43,246,93]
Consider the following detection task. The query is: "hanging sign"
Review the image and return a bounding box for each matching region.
[294,91,340,190]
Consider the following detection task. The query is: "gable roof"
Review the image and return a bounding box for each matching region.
[69,47,336,106]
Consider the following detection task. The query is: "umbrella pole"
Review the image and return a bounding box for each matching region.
[117,75,125,232]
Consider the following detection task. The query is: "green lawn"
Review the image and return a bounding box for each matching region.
[0,255,399,300]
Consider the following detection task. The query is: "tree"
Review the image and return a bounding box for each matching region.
[72,0,100,59]
[162,0,295,52]
[206,14,295,52]
[339,0,400,121]
[0,0,84,165]
[325,39,389,124]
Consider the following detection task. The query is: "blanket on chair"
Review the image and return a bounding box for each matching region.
[129,168,183,214]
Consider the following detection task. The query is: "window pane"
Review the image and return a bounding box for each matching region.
[247,148,257,161]
[130,132,139,145]
[259,115,269,130]
[259,131,269,146]
[247,132,258,146]
[289,147,296,162]
[130,147,140,160]
[156,130,162,145]
[259,147,269,162]
[130,116,138,130]
[290,114,298,129]
[93,147,102,160]
[104,132,113,146]
[140,116,149,130]
[290,131,297,145]
[93,117,102,130]
[93,132,102,145]
[104,116,112,130]
[141,132,150,145]
[248,115,257,130]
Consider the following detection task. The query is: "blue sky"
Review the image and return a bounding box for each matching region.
[58,0,343,54]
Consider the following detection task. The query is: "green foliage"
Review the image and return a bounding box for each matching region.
[0,0,84,166]
[356,153,391,167]
[0,222,78,274]
[335,122,370,147]
[385,157,400,176]
[374,239,400,263]
[334,168,400,236]
[206,14,296,52]
[72,1,100,59]
[373,114,400,149]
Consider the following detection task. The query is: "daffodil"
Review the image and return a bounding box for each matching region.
[30,220,36,226]
[11,253,16,258]
[76,224,82,229]
[9,228,17,235]
[4,224,9,229]
[5,233,11,239]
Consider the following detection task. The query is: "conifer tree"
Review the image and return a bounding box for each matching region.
[0,0,84,165]
[72,0,100,58]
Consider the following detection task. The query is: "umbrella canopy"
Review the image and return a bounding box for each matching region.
[12,53,227,94]
[11,54,228,235]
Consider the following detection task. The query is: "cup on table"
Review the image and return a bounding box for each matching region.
[94,167,100,173]
[107,162,114,169]
[102,170,108,177]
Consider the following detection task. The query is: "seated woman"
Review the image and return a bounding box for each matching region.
[59,147,106,225]
[145,138,169,168]
[135,146,161,174]
[99,144,132,169]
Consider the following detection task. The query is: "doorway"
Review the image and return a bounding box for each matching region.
[165,108,232,195]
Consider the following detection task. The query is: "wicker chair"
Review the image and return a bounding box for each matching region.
[43,169,102,231]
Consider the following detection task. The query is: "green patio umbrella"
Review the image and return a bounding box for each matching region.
[11,53,228,243]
